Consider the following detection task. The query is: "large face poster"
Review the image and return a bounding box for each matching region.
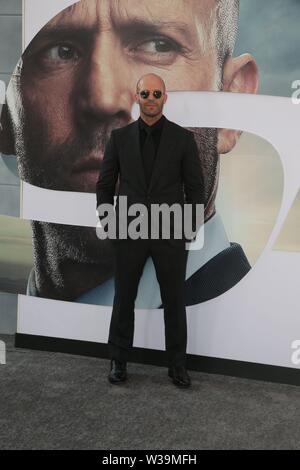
[0,0,299,370]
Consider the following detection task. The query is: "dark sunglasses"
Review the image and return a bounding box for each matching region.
[139,89,163,99]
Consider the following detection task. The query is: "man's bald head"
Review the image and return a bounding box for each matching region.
[135,73,167,121]
[136,74,166,94]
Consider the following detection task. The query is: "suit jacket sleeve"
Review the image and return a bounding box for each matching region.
[96,130,120,221]
[182,130,205,237]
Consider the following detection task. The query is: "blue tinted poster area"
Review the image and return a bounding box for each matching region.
[0,1,299,370]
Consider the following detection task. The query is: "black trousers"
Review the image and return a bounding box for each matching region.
[108,238,188,367]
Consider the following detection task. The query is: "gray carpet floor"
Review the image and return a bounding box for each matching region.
[1,334,300,450]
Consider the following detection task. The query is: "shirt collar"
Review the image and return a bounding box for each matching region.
[138,114,165,133]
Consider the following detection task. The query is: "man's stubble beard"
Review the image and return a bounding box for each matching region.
[140,100,164,119]
[15,114,120,192]
[31,220,116,298]
[188,126,219,214]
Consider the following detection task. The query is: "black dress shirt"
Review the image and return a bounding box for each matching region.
[138,114,166,157]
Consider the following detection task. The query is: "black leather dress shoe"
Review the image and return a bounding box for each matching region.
[168,365,191,387]
[108,359,127,384]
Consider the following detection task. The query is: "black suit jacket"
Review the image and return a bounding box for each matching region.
[96,116,205,244]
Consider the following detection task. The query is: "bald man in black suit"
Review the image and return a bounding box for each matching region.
[96,73,205,387]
